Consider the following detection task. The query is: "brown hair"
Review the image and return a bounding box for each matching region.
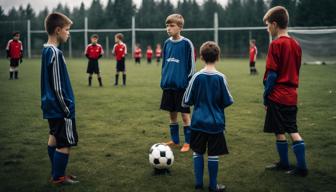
[165,14,184,28]
[200,41,221,63]
[91,34,99,39]
[115,33,124,41]
[263,6,289,29]
[250,39,256,44]
[45,12,73,35]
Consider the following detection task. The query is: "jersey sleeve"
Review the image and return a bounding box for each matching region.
[99,44,104,55]
[123,43,127,56]
[186,40,196,78]
[49,48,71,117]
[182,74,198,107]
[112,44,117,54]
[221,76,234,108]
[266,43,279,71]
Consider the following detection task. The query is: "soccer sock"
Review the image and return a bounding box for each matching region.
[122,74,126,85]
[48,146,56,176]
[292,140,307,170]
[9,72,13,79]
[88,76,92,86]
[14,71,18,79]
[98,77,102,86]
[183,126,191,144]
[170,123,179,144]
[53,150,69,180]
[193,152,204,188]
[208,156,219,190]
[276,140,290,167]
[115,74,119,85]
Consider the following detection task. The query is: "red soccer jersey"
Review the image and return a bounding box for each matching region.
[263,36,302,106]
[155,48,162,58]
[113,42,127,61]
[6,39,23,59]
[146,49,153,59]
[85,43,104,60]
[134,48,142,58]
[249,46,257,62]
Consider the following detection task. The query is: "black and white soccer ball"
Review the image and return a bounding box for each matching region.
[149,143,174,169]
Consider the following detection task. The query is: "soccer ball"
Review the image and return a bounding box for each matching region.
[149,143,174,169]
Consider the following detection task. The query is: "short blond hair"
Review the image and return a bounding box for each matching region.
[263,6,289,29]
[115,33,124,41]
[45,12,73,35]
[165,14,184,28]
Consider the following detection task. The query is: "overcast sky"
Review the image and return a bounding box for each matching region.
[0,0,229,14]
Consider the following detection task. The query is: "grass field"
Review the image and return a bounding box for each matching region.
[0,58,335,192]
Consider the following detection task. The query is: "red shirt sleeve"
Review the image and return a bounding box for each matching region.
[266,43,279,72]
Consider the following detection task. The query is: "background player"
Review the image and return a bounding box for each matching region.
[112,33,127,86]
[134,43,142,64]
[146,45,153,64]
[85,34,104,87]
[249,39,258,75]
[155,43,162,65]
[6,32,23,80]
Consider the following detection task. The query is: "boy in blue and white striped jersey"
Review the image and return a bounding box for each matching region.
[41,12,79,185]
[182,41,233,192]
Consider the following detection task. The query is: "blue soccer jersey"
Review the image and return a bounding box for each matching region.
[182,69,233,134]
[41,44,75,119]
[160,36,196,90]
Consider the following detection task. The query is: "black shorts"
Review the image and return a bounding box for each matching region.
[156,57,161,63]
[249,61,255,67]
[87,59,100,74]
[264,100,298,134]
[190,130,229,156]
[160,89,190,113]
[147,58,152,63]
[48,118,78,148]
[10,59,20,67]
[116,58,125,72]
[135,58,140,64]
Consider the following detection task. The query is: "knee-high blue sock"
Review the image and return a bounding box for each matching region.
[208,156,219,190]
[276,140,289,167]
[193,152,204,188]
[48,146,56,176]
[53,151,69,180]
[170,123,179,144]
[292,140,307,170]
[183,126,191,144]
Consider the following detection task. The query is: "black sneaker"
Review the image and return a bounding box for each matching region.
[195,185,204,192]
[265,162,290,171]
[208,184,226,192]
[286,168,308,177]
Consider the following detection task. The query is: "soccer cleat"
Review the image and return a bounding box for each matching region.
[265,162,291,171]
[195,185,204,192]
[208,184,226,192]
[180,143,190,152]
[286,168,308,177]
[165,140,180,148]
[52,175,79,185]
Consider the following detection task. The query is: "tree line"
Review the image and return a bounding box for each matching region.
[0,0,335,57]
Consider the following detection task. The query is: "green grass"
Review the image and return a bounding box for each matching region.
[0,58,335,192]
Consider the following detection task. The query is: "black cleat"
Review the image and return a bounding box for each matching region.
[286,168,308,177]
[208,184,226,192]
[265,162,291,171]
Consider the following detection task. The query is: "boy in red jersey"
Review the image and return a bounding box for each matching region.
[134,43,142,64]
[155,43,162,65]
[85,34,104,87]
[263,6,308,177]
[112,33,127,86]
[146,45,153,64]
[249,39,258,75]
[6,32,23,80]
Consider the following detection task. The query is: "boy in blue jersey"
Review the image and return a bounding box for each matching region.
[183,42,233,192]
[160,14,196,152]
[41,12,79,185]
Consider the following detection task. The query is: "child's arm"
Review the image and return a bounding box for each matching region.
[182,75,197,107]
[6,40,11,58]
[187,42,196,80]
[263,70,277,106]
[222,78,234,108]
[99,45,104,59]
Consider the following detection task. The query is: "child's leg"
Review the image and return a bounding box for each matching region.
[53,147,70,181]
[181,113,191,144]
[275,134,290,168]
[48,135,56,176]
[290,133,307,170]
[115,72,119,85]
[208,155,219,190]
[168,112,179,144]
[14,67,19,79]
[193,152,204,188]
[88,74,92,86]
[9,66,14,79]
[97,73,103,87]
[122,71,126,86]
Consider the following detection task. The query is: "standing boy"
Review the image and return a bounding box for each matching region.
[155,43,162,65]
[160,14,195,152]
[6,32,23,80]
[183,41,233,192]
[134,43,142,64]
[85,34,104,87]
[41,12,79,184]
[146,45,153,64]
[112,33,127,86]
[249,39,258,75]
[263,6,308,177]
